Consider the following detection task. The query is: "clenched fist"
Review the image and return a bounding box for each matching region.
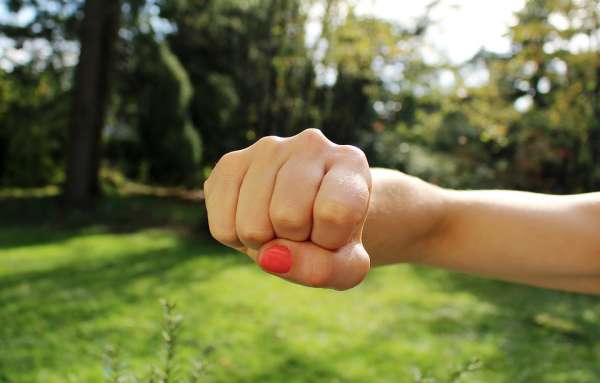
[204,128,600,294]
[204,129,372,290]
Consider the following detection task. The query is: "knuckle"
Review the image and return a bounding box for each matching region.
[216,151,243,172]
[307,260,333,288]
[336,145,367,164]
[338,254,370,291]
[209,225,239,246]
[315,200,362,226]
[270,207,307,231]
[299,128,328,146]
[255,136,283,153]
[237,226,273,245]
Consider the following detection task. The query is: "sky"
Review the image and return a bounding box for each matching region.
[309,0,526,65]
[356,0,526,63]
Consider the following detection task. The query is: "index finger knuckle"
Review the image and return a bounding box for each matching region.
[215,151,244,173]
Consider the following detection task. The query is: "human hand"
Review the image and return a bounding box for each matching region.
[204,129,371,290]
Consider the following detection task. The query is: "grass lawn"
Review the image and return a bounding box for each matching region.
[1,194,599,382]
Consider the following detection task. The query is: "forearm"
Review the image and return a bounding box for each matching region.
[363,168,600,294]
[429,190,600,294]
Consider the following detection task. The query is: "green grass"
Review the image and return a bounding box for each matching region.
[1,195,599,382]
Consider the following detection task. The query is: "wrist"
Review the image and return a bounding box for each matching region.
[363,169,451,266]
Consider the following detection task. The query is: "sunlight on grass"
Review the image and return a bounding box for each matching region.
[1,227,599,382]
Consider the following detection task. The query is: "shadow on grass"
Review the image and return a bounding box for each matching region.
[0,194,209,249]
[0,234,243,378]
[222,326,348,383]
[232,354,346,383]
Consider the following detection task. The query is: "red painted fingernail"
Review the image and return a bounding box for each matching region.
[260,245,292,274]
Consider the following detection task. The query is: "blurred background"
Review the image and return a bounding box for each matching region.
[1,0,600,382]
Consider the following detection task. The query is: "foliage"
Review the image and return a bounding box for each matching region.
[422,0,600,192]
[133,37,202,186]
[158,0,319,163]
[0,66,68,186]
[2,0,600,193]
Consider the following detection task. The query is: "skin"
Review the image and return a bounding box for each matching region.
[204,129,600,294]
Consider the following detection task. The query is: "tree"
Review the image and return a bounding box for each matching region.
[64,0,121,206]
[471,0,600,192]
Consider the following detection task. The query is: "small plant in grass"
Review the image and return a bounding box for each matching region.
[103,345,125,383]
[413,357,483,383]
[159,299,183,382]
[104,300,207,383]
[448,358,482,383]
[105,300,483,383]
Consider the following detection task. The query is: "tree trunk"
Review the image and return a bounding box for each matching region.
[64,0,120,206]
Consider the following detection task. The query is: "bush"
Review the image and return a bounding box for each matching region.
[108,35,203,187]
[137,39,203,187]
[0,69,67,187]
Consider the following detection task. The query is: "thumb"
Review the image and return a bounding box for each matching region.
[246,239,370,290]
